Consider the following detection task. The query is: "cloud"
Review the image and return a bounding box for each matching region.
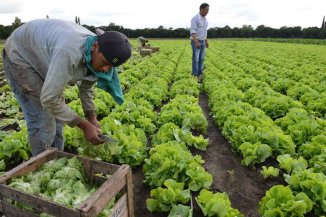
[217,1,258,27]
[49,7,65,14]
[0,1,24,13]
[0,0,325,28]
[235,9,258,22]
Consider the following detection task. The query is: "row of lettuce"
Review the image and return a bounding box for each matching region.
[0,42,23,129]
[204,40,325,216]
[0,41,242,216]
[63,40,243,216]
[1,40,325,216]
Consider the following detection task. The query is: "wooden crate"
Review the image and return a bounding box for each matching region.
[149,47,160,53]
[0,149,134,217]
[142,46,159,53]
[139,48,152,57]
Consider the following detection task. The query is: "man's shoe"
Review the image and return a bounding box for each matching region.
[198,75,203,83]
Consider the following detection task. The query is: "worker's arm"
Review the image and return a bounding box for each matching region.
[87,115,100,128]
[77,119,103,144]
[190,17,201,49]
[78,79,100,128]
[40,49,103,145]
[191,33,201,49]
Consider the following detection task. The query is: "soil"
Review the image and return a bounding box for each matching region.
[0,88,316,217]
[0,61,317,217]
[132,93,285,217]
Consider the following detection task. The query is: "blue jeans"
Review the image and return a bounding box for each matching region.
[3,49,64,156]
[191,40,206,76]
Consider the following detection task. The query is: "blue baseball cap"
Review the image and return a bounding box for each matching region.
[98,31,132,67]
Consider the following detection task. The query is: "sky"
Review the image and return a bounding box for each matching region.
[0,0,325,29]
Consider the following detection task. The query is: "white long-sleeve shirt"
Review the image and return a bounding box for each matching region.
[190,13,208,40]
[5,19,97,126]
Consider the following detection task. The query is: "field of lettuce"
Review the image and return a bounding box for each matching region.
[0,39,325,217]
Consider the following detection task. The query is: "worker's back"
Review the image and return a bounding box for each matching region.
[137,36,148,47]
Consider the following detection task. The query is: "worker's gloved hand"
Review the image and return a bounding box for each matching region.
[77,119,104,145]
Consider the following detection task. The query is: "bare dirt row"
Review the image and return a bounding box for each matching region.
[132,93,284,217]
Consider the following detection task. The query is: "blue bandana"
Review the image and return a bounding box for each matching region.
[84,36,124,105]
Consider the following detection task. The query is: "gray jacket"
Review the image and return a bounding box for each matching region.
[5,19,98,126]
[137,36,147,43]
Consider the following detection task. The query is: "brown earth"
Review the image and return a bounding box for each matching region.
[132,93,285,217]
[0,88,315,217]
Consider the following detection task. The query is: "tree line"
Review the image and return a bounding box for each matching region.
[1,17,326,40]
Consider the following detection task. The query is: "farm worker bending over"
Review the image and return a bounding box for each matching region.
[3,19,132,156]
[137,36,149,47]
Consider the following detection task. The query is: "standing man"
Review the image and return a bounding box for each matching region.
[190,3,209,82]
[3,19,132,156]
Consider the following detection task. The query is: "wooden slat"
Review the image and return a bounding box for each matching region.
[57,151,75,158]
[81,156,93,182]
[109,194,128,217]
[0,185,80,217]
[118,209,128,217]
[126,169,134,217]
[56,151,120,182]
[0,149,58,184]
[0,199,39,217]
[0,149,133,217]
[120,209,128,217]
[92,175,108,186]
[0,197,4,213]
[78,165,129,216]
[89,159,120,175]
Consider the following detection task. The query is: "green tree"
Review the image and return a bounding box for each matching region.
[240,25,254,37]
[12,17,22,29]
